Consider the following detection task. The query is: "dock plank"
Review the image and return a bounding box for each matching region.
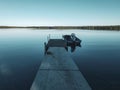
[47,39,66,47]
[30,47,91,90]
[40,47,78,70]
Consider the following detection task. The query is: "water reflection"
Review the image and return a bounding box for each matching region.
[0,29,120,90]
[70,43,81,52]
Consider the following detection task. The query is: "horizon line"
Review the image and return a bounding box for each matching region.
[0,25,120,27]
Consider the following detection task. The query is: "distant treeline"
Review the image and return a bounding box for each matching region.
[0,25,120,30]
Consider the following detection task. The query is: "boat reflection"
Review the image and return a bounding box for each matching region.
[70,43,81,52]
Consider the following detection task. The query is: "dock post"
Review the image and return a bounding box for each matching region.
[44,42,49,55]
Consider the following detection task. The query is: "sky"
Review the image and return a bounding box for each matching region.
[0,0,120,26]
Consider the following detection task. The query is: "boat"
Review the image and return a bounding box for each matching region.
[62,33,81,46]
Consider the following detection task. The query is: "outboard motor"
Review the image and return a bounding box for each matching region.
[71,33,76,41]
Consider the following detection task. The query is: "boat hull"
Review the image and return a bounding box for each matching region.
[63,35,81,47]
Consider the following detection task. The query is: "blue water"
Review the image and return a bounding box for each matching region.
[0,29,120,90]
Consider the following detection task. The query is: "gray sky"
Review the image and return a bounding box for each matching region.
[0,0,120,26]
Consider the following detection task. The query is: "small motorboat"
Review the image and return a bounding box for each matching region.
[62,33,81,46]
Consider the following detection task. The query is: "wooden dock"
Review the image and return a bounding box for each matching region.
[44,39,68,54]
[46,39,66,47]
[30,39,91,90]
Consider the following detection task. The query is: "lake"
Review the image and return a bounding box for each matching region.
[0,29,120,90]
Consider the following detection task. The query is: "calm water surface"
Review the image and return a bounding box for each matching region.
[0,29,120,90]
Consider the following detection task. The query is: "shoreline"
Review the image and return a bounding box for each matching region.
[0,25,120,30]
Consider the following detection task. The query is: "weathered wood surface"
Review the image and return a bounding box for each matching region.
[47,39,66,47]
[30,47,91,90]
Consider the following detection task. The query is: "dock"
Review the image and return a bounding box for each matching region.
[44,39,68,54]
[30,39,91,90]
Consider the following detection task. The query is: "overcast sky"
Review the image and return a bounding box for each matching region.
[0,0,120,26]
